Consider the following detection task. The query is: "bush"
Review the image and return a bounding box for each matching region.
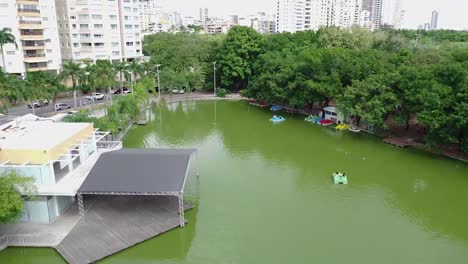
[0,171,35,223]
[461,137,468,153]
[216,88,228,98]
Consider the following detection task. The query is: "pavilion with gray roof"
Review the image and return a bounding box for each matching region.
[77,148,196,226]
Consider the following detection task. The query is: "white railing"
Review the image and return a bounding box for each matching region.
[0,234,64,250]
[96,141,122,151]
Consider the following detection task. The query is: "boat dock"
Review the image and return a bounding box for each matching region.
[57,196,192,264]
[383,137,411,148]
[0,196,193,264]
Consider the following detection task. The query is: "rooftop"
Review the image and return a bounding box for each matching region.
[79,148,196,194]
[0,114,92,151]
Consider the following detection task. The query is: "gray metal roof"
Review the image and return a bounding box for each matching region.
[79,148,196,194]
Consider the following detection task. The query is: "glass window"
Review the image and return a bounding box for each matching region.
[111,42,119,47]
[111,24,118,29]
[125,24,132,29]
[93,24,103,29]
[79,24,88,29]
[91,14,102,19]
[78,14,89,19]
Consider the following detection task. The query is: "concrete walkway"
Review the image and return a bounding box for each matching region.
[0,202,81,248]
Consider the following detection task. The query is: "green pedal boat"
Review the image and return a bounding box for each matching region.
[333,172,348,184]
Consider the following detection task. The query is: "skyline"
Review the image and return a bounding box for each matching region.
[158,0,468,30]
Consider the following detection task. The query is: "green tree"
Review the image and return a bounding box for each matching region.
[23,71,52,115]
[93,60,116,104]
[0,28,17,70]
[0,171,35,224]
[0,68,22,113]
[218,26,263,90]
[61,60,82,108]
[113,61,129,95]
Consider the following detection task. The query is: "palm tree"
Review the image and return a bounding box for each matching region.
[127,60,142,92]
[23,71,50,115]
[0,28,17,70]
[61,60,81,108]
[141,61,154,76]
[0,68,21,113]
[113,61,128,95]
[44,72,66,111]
[94,60,116,104]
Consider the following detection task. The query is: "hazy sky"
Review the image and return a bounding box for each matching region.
[159,0,468,30]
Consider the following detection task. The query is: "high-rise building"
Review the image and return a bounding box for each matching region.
[276,0,305,32]
[278,0,381,33]
[361,0,382,30]
[252,13,276,34]
[431,10,438,30]
[55,0,142,63]
[0,0,62,74]
[392,0,404,29]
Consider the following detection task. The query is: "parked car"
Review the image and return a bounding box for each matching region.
[66,110,78,115]
[55,103,71,111]
[112,88,129,95]
[28,99,49,108]
[172,88,185,94]
[123,90,132,95]
[86,93,105,100]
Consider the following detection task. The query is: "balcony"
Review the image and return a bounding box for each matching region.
[18,20,42,29]
[17,8,40,17]
[16,0,39,4]
[26,62,48,72]
[23,44,45,50]
[24,54,48,63]
[20,30,44,41]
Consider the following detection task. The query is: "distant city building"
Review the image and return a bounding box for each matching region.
[391,0,404,29]
[252,13,276,34]
[276,0,305,33]
[431,10,438,30]
[277,0,382,33]
[0,0,62,74]
[55,0,142,63]
[361,0,383,30]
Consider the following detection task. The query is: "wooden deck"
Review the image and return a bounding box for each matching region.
[56,195,193,264]
[383,137,411,148]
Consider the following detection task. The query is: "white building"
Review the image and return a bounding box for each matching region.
[0,114,121,222]
[252,13,276,34]
[54,0,142,63]
[277,0,382,32]
[276,0,305,33]
[0,0,62,74]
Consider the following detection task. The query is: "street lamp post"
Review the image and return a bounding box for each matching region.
[212,61,217,96]
[156,64,161,102]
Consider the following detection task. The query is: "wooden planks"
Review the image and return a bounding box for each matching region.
[56,196,192,264]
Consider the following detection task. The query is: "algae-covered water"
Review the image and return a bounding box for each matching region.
[1,100,468,264]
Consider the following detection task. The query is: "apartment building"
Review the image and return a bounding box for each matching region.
[361,0,382,30]
[54,0,141,63]
[278,0,382,32]
[0,0,61,74]
[276,0,305,33]
[0,114,121,222]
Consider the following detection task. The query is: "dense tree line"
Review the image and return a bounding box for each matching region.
[143,27,468,152]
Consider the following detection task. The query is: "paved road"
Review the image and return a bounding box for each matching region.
[5,95,111,118]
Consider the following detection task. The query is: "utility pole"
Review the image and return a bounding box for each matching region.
[156,64,161,102]
[212,61,217,96]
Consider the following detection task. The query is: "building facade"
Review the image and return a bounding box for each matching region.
[0,114,121,222]
[54,0,142,63]
[0,0,62,74]
[430,11,438,30]
[276,0,305,33]
[361,0,382,30]
[277,0,382,33]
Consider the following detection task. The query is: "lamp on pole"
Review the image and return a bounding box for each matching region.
[212,61,217,96]
[156,64,161,102]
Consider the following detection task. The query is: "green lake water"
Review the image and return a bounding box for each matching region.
[1,100,468,263]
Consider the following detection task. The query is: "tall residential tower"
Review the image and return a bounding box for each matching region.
[0,0,62,74]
